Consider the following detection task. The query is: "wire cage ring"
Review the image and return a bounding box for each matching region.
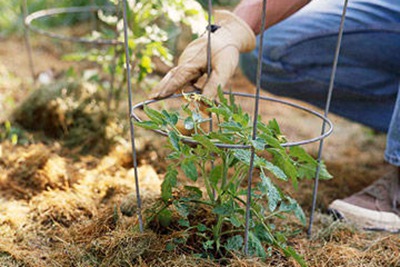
[131,91,333,149]
[24,6,121,45]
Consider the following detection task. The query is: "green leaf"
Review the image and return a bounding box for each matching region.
[229,90,236,108]
[134,121,159,130]
[178,218,190,227]
[192,112,207,124]
[167,151,181,160]
[158,209,172,227]
[268,118,282,135]
[219,121,243,132]
[166,243,176,252]
[183,117,194,130]
[162,110,178,126]
[168,131,180,151]
[257,121,273,135]
[208,106,231,120]
[253,223,274,244]
[233,150,287,181]
[161,166,178,202]
[197,224,207,232]
[192,134,220,153]
[173,237,187,244]
[269,148,298,186]
[251,137,266,151]
[209,132,234,144]
[181,159,198,181]
[210,165,223,187]
[183,186,203,199]
[213,204,232,216]
[288,197,306,225]
[217,86,228,105]
[258,132,282,148]
[248,231,267,259]
[182,103,193,117]
[263,161,288,181]
[233,149,252,166]
[203,240,214,251]
[279,201,296,213]
[260,173,282,212]
[289,146,315,163]
[144,105,164,125]
[229,215,242,227]
[161,180,172,203]
[297,160,332,180]
[232,113,250,128]
[318,162,333,180]
[225,235,243,251]
[274,231,287,244]
[282,246,307,267]
[289,146,332,180]
[173,201,190,217]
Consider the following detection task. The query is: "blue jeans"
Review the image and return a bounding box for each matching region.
[240,0,400,167]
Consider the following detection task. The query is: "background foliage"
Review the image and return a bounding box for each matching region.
[0,0,110,37]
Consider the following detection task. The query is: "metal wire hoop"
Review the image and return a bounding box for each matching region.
[131,91,333,149]
[24,6,121,45]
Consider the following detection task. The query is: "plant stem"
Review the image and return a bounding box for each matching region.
[220,229,244,236]
[189,199,213,206]
[221,153,228,189]
[213,213,225,252]
[201,161,214,202]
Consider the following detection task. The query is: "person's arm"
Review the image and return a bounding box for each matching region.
[234,0,310,35]
[150,0,310,100]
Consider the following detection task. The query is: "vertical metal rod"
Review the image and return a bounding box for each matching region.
[206,0,216,199]
[244,0,267,255]
[206,0,212,77]
[22,0,36,80]
[307,0,348,237]
[121,0,143,232]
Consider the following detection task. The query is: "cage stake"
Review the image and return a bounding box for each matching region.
[206,0,217,200]
[122,0,143,232]
[307,0,349,237]
[244,0,268,255]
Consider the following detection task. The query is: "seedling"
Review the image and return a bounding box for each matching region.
[135,88,331,266]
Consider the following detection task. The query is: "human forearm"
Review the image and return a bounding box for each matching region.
[233,0,310,34]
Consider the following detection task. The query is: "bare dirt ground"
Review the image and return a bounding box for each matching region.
[0,36,399,266]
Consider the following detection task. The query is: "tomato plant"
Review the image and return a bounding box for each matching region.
[136,89,331,265]
[64,0,206,109]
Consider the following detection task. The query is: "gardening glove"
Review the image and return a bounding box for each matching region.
[150,10,256,100]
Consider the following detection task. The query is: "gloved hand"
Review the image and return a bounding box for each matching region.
[150,10,256,100]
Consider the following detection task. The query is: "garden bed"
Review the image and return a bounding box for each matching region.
[0,35,398,266]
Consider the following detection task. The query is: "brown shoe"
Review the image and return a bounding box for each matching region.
[328,169,400,232]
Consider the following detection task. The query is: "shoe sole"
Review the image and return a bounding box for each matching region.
[329,199,400,233]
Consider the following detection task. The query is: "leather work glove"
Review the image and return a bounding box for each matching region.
[150,10,256,100]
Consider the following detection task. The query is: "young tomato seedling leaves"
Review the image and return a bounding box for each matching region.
[136,88,329,267]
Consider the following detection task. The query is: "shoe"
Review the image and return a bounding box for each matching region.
[328,169,400,232]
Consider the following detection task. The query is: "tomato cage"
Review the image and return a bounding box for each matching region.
[22,1,122,78]
[22,1,127,112]
[23,0,349,256]
[126,0,347,254]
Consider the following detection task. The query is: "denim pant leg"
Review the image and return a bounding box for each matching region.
[385,85,400,167]
[240,0,400,166]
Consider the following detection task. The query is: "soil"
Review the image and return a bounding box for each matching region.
[0,35,398,267]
